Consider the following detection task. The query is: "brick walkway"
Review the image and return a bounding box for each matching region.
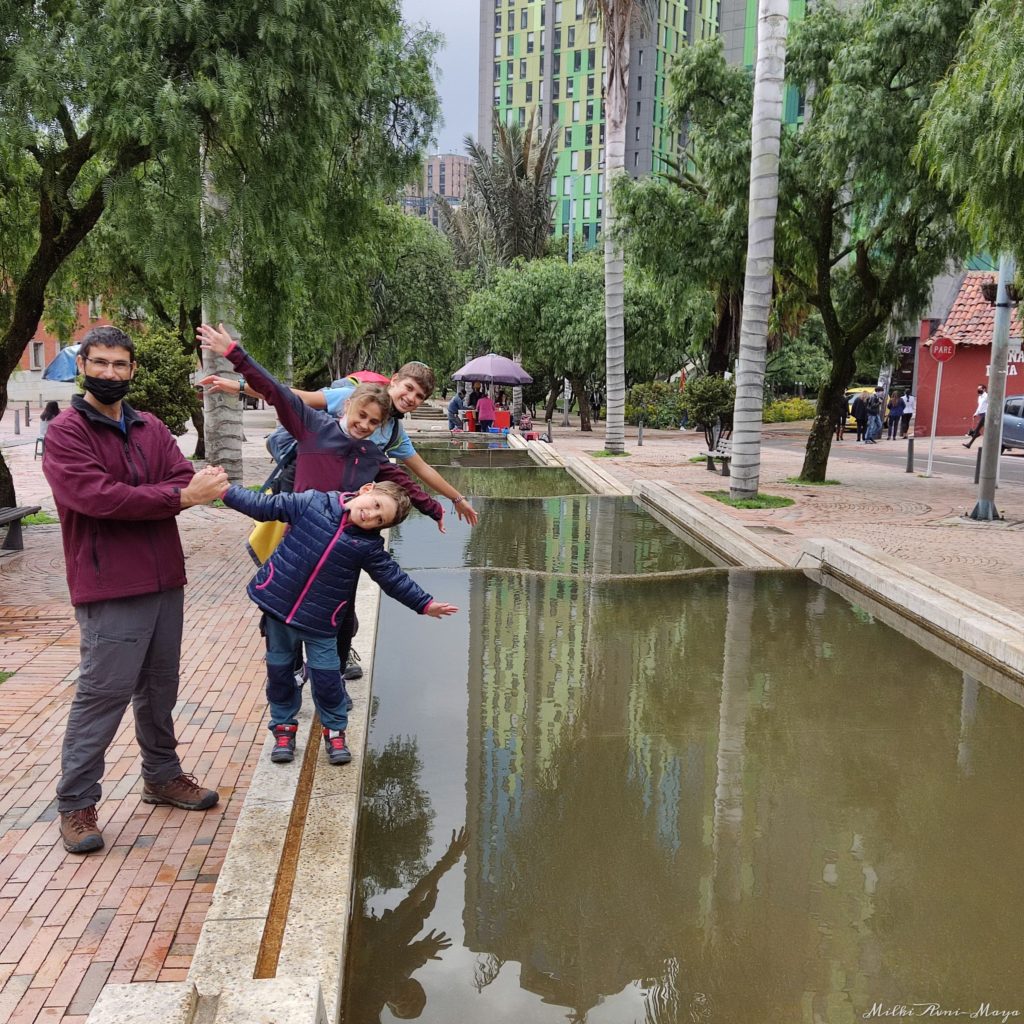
[0,406,277,1023]
[1,402,1021,1023]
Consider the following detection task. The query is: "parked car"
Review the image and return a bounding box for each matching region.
[1001,395,1024,452]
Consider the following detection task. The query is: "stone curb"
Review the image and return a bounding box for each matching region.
[797,538,1024,687]
[564,455,632,496]
[632,480,786,568]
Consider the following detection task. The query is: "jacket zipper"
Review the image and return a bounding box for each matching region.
[286,509,349,624]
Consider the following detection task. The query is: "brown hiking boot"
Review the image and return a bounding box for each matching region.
[60,806,104,854]
[141,773,219,811]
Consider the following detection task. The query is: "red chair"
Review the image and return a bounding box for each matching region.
[462,409,476,433]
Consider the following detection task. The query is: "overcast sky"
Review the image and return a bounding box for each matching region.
[401,0,478,154]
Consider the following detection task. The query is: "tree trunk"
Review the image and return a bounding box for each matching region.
[799,349,854,481]
[708,286,740,376]
[569,374,592,431]
[545,377,560,421]
[181,304,206,460]
[602,11,630,455]
[730,0,789,500]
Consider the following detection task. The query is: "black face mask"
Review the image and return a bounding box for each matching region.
[83,375,132,405]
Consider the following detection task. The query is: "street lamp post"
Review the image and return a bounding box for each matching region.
[969,252,1018,521]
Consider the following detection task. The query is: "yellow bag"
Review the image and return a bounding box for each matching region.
[246,518,287,566]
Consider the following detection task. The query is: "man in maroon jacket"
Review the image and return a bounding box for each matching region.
[42,326,228,854]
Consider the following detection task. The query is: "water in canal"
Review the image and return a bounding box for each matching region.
[341,462,1024,1023]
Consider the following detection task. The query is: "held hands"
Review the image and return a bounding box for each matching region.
[424,601,458,618]
[181,465,229,507]
[196,322,235,358]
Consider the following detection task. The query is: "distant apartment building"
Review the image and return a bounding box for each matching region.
[477,0,722,247]
[403,153,472,228]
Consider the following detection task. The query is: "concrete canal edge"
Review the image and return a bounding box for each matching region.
[87,571,385,1024]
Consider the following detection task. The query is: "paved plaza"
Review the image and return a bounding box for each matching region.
[0,401,1021,1022]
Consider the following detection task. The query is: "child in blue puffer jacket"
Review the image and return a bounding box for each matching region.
[221,479,457,766]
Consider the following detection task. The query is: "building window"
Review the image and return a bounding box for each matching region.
[541,5,546,26]
[572,100,580,122]
[506,84,513,103]
[633,151,639,167]
[635,126,640,141]
[571,150,579,170]
[585,124,593,145]
[30,341,44,370]
[507,35,514,55]
[493,62,501,81]
[539,80,544,101]
[540,53,545,74]
[507,11,514,28]
[495,13,502,31]
[587,74,595,96]
[527,31,535,53]
[553,79,560,99]
[564,126,572,146]
[576,0,584,15]
[588,48,595,70]
[638,49,644,66]
[553,52,560,73]
[586,100,594,121]
[495,37,501,57]
[599,123,605,144]
[567,25,575,46]
[637,75,642,92]
[598,172,604,192]
[507,59,513,77]
[566,77,574,98]
[519,106,526,126]
[636,100,641,115]
[493,86,501,105]
[553,28,560,50]
[584,149,592,170]
[583,174,592,194]
[520,7,528,28]
[554,1,562,23]
[583,198,591,218]
[520,58,527,78]
[526,81,533,101]
[563,175,571,195]
[574,51,582,72]
[589,21,598,43]
[551,177,558,197]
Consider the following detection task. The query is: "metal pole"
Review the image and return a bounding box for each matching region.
[905,435,914,473]
[925,360,943,477]
[970,253,1016,520]
[638,418,644,446]
[24,401,30,426]
[974,447,982,485]
[14,410,20,435]
[562,380,570,427]
[906,328,923,472]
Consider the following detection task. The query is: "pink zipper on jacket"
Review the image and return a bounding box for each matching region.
[285,508,349,625]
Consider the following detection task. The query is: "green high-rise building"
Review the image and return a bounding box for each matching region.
[477,0,722,247]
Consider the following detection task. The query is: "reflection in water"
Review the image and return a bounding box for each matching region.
[417,447,536,469]
[421,465,589,499]
[344,829,469,1023]
[349,485,1024,1023]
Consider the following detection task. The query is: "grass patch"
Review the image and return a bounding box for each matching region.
[23,511,58,525]
[784,476,840,486]
[587,450,632,458]
[702,490,795,510]
[689,455,708,464]
[0,671,13,685]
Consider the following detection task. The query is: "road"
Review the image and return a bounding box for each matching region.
[762,432,1024,485]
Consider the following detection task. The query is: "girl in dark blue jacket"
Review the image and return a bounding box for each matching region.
[222,480,457,765]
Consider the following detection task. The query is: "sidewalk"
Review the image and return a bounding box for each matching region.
[0,405,280,1024]
[544,418,1024,608]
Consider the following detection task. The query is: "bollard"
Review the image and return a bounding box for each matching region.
[24,401,30,426]
[14,410,20,435]
[905,435,914,473]
[637,419,644,446]
[974,446,983,485]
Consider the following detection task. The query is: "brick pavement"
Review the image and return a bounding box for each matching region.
[0,405,279,1023]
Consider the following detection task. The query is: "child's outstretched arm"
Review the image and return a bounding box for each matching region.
[362,545,458,618]
[220,484,311,524]
[375,463,445,531]
[398,452,478,527]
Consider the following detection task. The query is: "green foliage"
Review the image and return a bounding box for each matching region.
[125,325,200,436]
[679,376,735,432]
[918,0,1024,257]
[0,671,12,685]
[702,490,795,509]
[625,381,686,428]
[22,511,58,525]
[763,398,817,423]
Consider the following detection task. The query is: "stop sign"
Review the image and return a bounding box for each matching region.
[931,337,956,362]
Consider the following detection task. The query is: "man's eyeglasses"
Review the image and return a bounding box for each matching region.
[84,357,133,375]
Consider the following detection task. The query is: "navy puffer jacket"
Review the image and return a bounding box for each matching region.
[223,486,433,636]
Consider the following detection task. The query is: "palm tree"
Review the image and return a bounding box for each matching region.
[587,0,657,454]
[729,0,790,499]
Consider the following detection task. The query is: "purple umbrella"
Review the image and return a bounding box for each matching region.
[452,353,533,386]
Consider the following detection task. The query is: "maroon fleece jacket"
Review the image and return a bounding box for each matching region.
[42,396,193,606]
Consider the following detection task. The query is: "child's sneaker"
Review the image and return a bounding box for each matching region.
[343,649,363,680]
[323,728,352,765]
[270,724,297,763]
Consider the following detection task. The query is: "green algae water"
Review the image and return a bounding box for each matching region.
[341,493,1024,1024]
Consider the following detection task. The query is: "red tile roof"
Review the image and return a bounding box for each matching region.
[933,271,1023,347]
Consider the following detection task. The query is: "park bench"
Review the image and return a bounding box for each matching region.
[0,505,42,551]
[702,433,733,477]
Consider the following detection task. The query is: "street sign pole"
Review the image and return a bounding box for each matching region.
[925,337,956,478]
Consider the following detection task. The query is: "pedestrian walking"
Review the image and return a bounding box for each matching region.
[900,394,915,438]
[886,392,906,440]
[834,392,849,441]
[851,392,868,442]
[964,385,988,448]
[864,388,884,443]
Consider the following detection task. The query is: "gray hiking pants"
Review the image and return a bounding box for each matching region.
[58,588,185,812]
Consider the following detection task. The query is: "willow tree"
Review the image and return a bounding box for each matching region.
[0,1,438,504]
[586,0,658,454]
[730,0,790,499]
